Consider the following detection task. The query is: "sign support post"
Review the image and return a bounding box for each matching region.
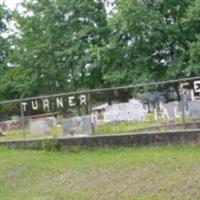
[20,103,26,140]
[180,91,186,130]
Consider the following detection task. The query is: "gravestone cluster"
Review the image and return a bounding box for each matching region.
[30,117,57,135]
[161,100,200,120]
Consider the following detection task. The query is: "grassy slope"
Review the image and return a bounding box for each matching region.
[1,146,200,200]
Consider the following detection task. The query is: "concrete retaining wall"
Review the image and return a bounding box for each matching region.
[1,130,200,150]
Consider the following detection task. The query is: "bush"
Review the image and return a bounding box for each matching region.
[41,139,61,151]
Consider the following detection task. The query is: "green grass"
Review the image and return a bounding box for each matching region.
[1,146,200,200]
[94,113,192,135]
[95,121,165,135]
[94,121,186,135]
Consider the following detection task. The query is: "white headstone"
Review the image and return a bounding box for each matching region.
[62,115,92,135]
[103,101,146,123]
[188,100,200,119]
[30,120,50,135]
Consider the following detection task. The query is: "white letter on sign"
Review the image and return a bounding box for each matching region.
[68,96,76,107]
[56,97,64,108]
[79,95,87,106]
[31,100,38,110]
[43,99,50,110]
[180,82,189,89]
[21,102,28,112]
[194,80,200,93]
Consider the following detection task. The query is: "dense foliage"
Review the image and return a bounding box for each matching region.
[0,0,200,100]
[0,3,11,100]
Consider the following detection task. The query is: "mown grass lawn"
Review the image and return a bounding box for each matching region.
[1,146,200,200]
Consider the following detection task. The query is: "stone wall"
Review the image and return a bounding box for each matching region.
[1,130,200,150]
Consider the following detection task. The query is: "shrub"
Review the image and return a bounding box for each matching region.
[41,139,61,151]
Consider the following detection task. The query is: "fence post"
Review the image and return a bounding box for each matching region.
[181,93,186,130]
[20,103,26,140]
[87,93,95,135]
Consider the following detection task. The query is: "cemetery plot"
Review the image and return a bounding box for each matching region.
[0,78,200,141]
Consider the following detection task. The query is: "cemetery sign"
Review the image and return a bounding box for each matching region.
[21,94,87,112]
[20,78,200,113]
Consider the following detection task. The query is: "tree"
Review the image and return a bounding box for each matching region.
[186,0,200,75]
[13,0,108,97]
[0,3,11,100]
[97,0,196,88]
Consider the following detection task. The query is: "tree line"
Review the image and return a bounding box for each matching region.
[0,0,200,101]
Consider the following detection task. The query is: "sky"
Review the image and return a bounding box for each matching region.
[1,0,116,13]
[0,0,23,38]
[0,0,115,37]
[1,0,22,10]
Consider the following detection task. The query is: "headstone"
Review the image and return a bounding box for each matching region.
[30,120,50,135]
[162,100,194,120]
[188,100,200,119]
[62,115,92,136]
[103,101,146,123]
[45,117,57,128]
[81,116,92,132]
[163,102,180,119]
[0,127,4,136]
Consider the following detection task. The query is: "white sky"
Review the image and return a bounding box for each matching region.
[0,0,116,37]
[1,0,22,10]
[1,0,116,13]
[0,0,23,38]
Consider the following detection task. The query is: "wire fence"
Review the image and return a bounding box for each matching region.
[0,77,200,141]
